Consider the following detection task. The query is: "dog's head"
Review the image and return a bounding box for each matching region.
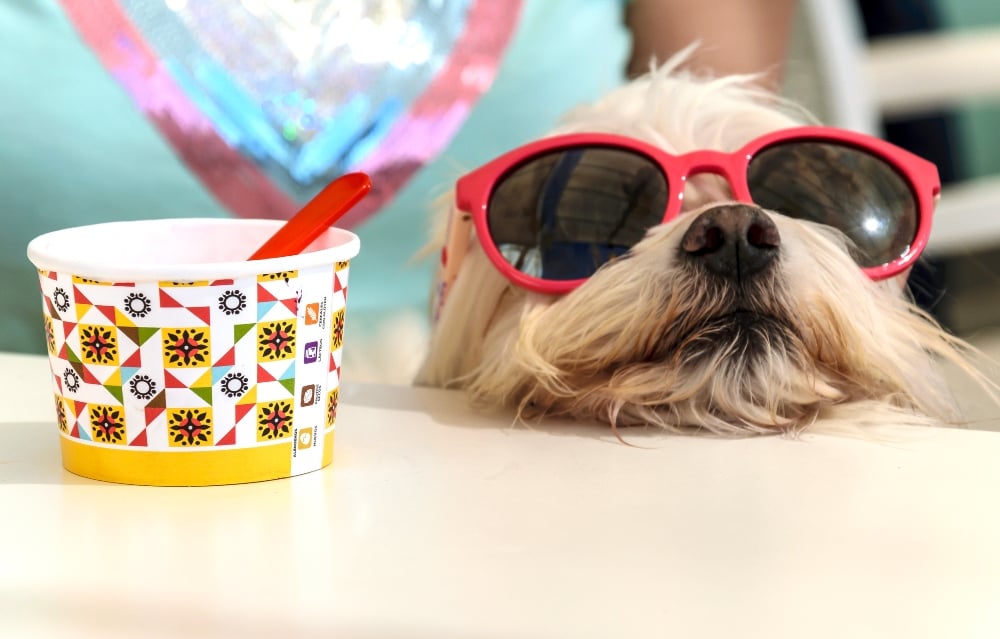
[417,61,979,435]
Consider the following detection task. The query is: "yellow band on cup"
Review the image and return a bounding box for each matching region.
[59,432,335,486]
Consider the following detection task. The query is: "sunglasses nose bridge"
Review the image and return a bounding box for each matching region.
[674,151,751,202]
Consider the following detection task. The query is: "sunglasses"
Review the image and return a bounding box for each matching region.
[438,126,940,309]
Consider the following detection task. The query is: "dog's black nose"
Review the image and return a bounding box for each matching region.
[680,204,781,281]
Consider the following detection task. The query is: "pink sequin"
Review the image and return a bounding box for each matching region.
[58,0,523,227]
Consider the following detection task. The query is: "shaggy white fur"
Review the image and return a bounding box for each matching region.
[415,53,994,436]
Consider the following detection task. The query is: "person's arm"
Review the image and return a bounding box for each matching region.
[625,0,798,89]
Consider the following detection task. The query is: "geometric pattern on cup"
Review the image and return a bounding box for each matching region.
[37,262,350,451]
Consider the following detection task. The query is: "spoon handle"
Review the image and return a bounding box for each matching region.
[250,172,372,261]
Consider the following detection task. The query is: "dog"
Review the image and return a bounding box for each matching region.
[415,53,992,436]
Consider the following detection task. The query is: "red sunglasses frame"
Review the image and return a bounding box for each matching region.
[439,126,940,305]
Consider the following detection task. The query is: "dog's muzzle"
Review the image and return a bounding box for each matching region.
[680,204,780,282]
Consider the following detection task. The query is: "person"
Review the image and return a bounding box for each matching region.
[0,0,797,373]
[627,0,796,88]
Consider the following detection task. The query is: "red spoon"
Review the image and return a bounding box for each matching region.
[250,172,372,260]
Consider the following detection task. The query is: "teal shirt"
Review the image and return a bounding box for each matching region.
[0,0,629,353]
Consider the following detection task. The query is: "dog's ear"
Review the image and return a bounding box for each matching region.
[415,239,517,387]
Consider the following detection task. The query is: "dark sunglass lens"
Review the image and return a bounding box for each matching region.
[486,147,668,280]
[746,141,918,267]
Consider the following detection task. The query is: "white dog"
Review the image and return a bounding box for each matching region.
[415,55,990,435]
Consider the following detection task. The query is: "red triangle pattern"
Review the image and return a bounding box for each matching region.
[96,305,117,324]
[63,321,77,339]
[73,286,92,305]
[257,365,277,383]
[211,278,235,286]
[73,401,88,418]
[164,371,187,388]
[214,346,236,367]
[47,271,58,280]
[215,428,236,446]
[188,306,212,325]
[334,273,344,293]
[144,406,166,425]
[70,423,80,438]
[281,298,298,314]
[129,429,148,447]
[160,289,184,308]
[82,366,100,385]
[122,350,142,367]
[58,342,67,360]
[113,281,135,287]
[257,284,277,303]
[235,402,255,424]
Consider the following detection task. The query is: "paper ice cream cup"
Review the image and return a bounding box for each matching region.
[27,218,359,486]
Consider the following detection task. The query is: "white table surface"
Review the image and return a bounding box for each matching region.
[4,352,1000,638]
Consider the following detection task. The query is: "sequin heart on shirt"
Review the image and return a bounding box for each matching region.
[59,0,521,226]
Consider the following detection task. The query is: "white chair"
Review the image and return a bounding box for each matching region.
[791,0,1000,257]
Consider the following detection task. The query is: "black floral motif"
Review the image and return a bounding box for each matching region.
[219,371,249,398]
[260,271,296,281]
[217,289,247,315]
[44,316,55,355]
[53,287,70,313]
[257,400,293,440]
[326,388,339,427]
[63,368,81,393]
[128,374,157,401]
[123,292,153,318]
[80,325,118,365]
[55,397,68,433]
[331,308,346,350]
[257,321,295,361]
[163,329,210,367]
[90,405,126,444]
[168,409,212,446]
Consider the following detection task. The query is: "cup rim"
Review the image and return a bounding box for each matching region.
[27,218,360,282]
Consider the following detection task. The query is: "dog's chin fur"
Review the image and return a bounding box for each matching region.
[415,53,993,436]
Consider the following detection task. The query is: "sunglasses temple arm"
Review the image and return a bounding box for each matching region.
[434,204,474,322]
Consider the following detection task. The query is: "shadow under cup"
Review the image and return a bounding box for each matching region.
[26,218,360,486]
